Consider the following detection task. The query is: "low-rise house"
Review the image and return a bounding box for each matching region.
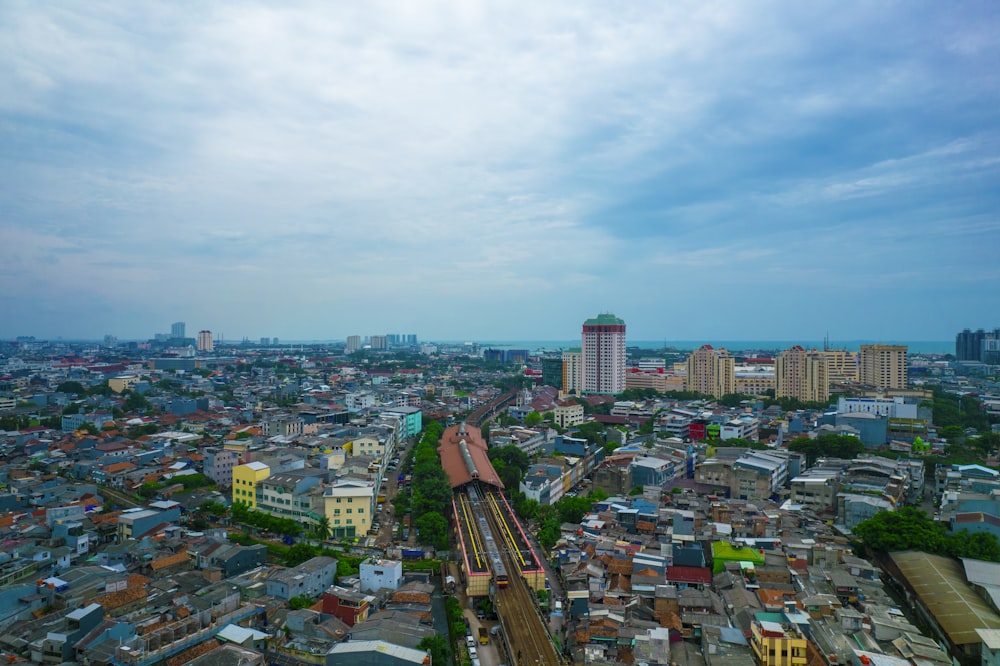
[266,556,338,600]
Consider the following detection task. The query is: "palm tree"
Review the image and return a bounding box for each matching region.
[313,516,331,541]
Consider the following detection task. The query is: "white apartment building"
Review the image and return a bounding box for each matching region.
[581,313,627,395]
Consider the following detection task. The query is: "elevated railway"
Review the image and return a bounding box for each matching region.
[466,389,517,428]
[455,484,561,666]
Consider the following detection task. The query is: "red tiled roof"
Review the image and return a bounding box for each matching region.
[437,424,503,489]
[665,566,712,585]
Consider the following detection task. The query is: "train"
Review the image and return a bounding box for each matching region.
[467,485,508,587]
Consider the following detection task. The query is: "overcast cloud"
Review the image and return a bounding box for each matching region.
[1,2,998,342]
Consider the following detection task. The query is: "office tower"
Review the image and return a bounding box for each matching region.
[346,335,362,353]
[581,313,626,394]
[860,344,907,390]
[562,348,583,395]
[776,346,830,403]
[197,330,214,352]
[406,334,418,345]
[260,337,270,346]
[541,355,563,390]
[370,335,388,351]
[171,322,185,339]
[685,345,735,398]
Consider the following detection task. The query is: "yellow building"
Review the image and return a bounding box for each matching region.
[553,401,585,428]
[685,345,735,398]
[819,350,859,388]
[108,376,139,393]
[734,364,776,397]
[860,344,907,390]
[750,615,808,666]
[561,349,583,397]
[775,347,829,403]
[324,478,375,539]
[232,461,270,509]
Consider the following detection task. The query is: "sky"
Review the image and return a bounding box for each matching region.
[1,2,999,343]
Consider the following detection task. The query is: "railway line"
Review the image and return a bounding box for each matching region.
[466,389,517,428]
[462,484,562,666]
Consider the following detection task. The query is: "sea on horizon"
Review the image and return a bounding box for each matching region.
[453,339,954,355]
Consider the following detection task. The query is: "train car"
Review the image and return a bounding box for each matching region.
[468,486,508,588]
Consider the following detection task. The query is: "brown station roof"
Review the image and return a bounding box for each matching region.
[437,423,504,490]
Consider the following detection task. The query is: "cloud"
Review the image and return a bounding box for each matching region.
[1,1,999,340]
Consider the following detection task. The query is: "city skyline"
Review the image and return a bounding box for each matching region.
[2,3,999,341]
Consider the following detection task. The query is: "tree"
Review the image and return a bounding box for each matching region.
[514,497,540,521]
[555,495,593,524]
[289,595,314,610]
[312,516,331,541]
[853,507,1000,562]
[721,437,770,451]
[56,381,86,395]
[418,635,449,666]
[787,434,865,466]
[415,512,449,550]
[587,488,609,502]
[123,391,151,412]
[77,421,99,436]
[285,543,320,567]
[488,445,530,475]
[525,411,543,427]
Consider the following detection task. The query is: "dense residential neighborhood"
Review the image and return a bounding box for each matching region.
[0,327,999,666]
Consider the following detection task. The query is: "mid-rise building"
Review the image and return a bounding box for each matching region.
[233,461,271,509]
[553,400,585,428]
[346,335,362,353]
[860,344,907,390]
[750,612,808,666]
[581,313,627,394]
[775,346,829,403]
[541,355,563,390]
[324,478,375,539]
[197,330,214,352]
[204,447,240,487]
[561,348,583,396]
[256,470,325,526]
[734,362,776,397]
[370,335,388,351]
[819,349,859,387]
[685,345,735,398]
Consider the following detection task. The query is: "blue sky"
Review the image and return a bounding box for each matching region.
[1,2,998,342]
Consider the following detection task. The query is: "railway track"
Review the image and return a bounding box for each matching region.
[482,489,562,666]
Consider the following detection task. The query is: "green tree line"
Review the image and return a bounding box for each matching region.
[853,507,1000,562]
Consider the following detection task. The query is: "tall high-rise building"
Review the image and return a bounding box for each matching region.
[685,345,735,398]
[955,328,1000,362]
[775,346,829,403]
[171,321,185,339]
[956,329,982,361]
[581,313,626,395]
[346,335,362,353]
[860,344,907,390]
[197,330,214,352]
[562,348,583,395]
[819,350,859,388]
[541,355,563,390]
[370,335,388,351]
